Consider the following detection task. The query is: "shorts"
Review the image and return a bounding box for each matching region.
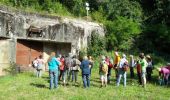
[141,72,146,78]
[100,75,107,82]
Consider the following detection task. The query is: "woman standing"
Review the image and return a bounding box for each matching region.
[36,55,44,78]
[146,55,154,82]
[48,52,61,89]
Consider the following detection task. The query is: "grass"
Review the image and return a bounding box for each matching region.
[0,67,170,100]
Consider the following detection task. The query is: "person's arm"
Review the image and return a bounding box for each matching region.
[80,61,83,69]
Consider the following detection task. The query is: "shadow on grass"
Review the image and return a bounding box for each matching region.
[30,83,47,89]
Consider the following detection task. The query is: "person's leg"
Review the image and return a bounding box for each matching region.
[123,71,127,87]
[142,72,146,88]
[59,70,62,81]
[63,70,66,85]
[75,71,78,83]
[72,70,75,82]
[100,75,104,87]
[115,69,118,79]
[130,67,134,78]
[68,69,71,81]
[107,67,111,84]
[39,70,42,78]
[36,69,39,77]
[54,70,59,88]
[132,67,134,78]
[49,70,54,89]
[116,70,122,86]
[82,74,87,88]
[86,74,90,87]
[137,72,142,84]
[104,75,107,87]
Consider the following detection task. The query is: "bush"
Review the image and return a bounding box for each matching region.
[87,31,106,57]
[3,62,19,75]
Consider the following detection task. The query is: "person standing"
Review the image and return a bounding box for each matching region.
[105,56,113,84]
[136,61,142,85]
[138,53,148,88]
[65,53,73,83]
[146,55,154,82]
[48,52,61,89]
[72,55,81,83]
[80,56,91,88]
[59,56,65,83]
[116,54,128,87]
[88,56,94,76]
[113,52,120,79]
[129,55,135,78]
[99,56,108,87]
[36,55,44,78]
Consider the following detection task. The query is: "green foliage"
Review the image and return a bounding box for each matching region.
[3,63,19,75]
[87,31,106,57]
[105,16,141,51]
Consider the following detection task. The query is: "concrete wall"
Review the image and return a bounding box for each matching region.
[0,39,15,75]
[0,7,105,55]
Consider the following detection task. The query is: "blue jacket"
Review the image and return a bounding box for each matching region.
[48,57,60,71]
[80,60,90,75]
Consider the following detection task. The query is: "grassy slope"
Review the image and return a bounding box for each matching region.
[0,67,169,100]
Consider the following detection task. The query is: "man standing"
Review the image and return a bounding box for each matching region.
[138,53,148,88]
[80,56,91,88]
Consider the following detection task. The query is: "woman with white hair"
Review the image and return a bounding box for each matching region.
[116,54,128,87]
[80,56,91,88]
[157,64,170,85]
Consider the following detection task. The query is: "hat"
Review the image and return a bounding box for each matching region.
[146,55,151,59]
[122,54,126,58]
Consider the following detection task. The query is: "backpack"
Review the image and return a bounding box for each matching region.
[32,60,38,68]
[64,57,72,69]
[102,63,108,74]
[123,61,129,71]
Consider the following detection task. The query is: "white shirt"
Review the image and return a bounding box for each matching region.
[119,58,128,68]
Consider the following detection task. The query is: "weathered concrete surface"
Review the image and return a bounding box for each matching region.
[0,6,105,55]
[0,39,15,75]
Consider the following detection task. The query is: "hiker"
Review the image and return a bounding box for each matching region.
[136,60,142,85]
[129,55,135,78]
[72,55,81,83]
[65,53,73,83]
[113,52,120,79]
[116,54,128,87]
[48,52,61,89]
[157,64,170,85]
[138,53,148,88]
[105,56,113,84]
[36,55,44,78]
[99,56,108,87]
[146,55,154,82]
[88,56,94,76]
[59,55,65,83]
[80,56,91,88]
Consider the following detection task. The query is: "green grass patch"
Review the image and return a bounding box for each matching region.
[0,68,169,100]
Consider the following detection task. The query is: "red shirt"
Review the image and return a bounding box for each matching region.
[60,58,65,70]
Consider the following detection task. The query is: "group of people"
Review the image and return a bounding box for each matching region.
[32,51,170,90]
[33,52,93,89]
[99,52,170,88]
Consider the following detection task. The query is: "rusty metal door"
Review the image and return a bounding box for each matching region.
[16,40,43,67]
